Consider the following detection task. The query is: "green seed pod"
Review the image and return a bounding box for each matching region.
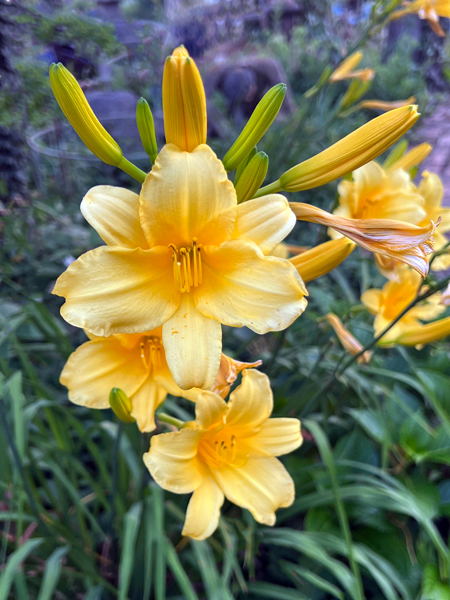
[235,151,269,203]
[222,84,286,172]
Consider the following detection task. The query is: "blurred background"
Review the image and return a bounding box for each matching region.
[2,0,450,598]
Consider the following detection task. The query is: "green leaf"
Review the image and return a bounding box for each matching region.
[118,502,142,600]
[421,564,450,600]
[37,546,69,600]
[0,538,42,598]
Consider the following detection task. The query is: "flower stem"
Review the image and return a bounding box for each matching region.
[157,413,185,429]
[252,180,282,198]
[118,157,147,183]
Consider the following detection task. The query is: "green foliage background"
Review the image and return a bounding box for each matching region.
[1,1,450,599]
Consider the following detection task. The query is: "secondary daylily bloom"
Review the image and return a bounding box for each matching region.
[289,238,356,283]
[391,0,450,36]
[290,202,437,277]
[144,369,302,540]
[329,51,375,83]
[326,313,372,363]
[60,328,262,432]
[417,171,450,271]
[361,266,445,343]
[392,316,450,346]
[53,156,307,391]
[356,97,416,112]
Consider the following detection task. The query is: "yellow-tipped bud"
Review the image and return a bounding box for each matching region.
[289,237,356,283]
[235,151,269,203]
[329,51,364,82]
[222,84,286,172]
[357,96,416,112]
[387,142,432,172]
[162,46,207,152]
[390,316,450,347]
[49,63,123,166]
[136,98,158,164]
[382,139,409,170]
[109,388,135,424]
[258,105,419,195]
[339,80,372,110]
[326,313,372,363]
[235,147,257,186]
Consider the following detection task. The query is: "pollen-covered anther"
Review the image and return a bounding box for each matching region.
[140,336,162,371]
[169,239,202,293]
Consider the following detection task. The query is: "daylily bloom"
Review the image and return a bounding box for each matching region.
[53,162,307,391]
[289,238,356,283]
[417,171,450,271]
[290,202,437,278]
[361,266,445,343]
[329,51,375,83]
[391,0,450,36]
[393,316,450,346]
[326,314,372,363]
[61,328,262,432]
[144,369,302,540]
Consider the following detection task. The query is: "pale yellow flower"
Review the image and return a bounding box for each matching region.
[144,370,302,540]
[393,316,450,345]
[53,161,307,392]
[361,267,445,343]
[60,328,262,432]
[326,314,372,363]
[391,0,450,36]
[329,51,375,83]
[417,171,450,271]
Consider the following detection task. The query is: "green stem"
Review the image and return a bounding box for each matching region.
[252,180,283,198]
[157,413,185,429]
[110,420,124,534]
[118,157,147,183]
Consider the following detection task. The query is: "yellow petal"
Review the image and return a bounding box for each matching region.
[130,378,167,433]
[212,456,295,525]
[290,202,436,278]
[81,186,149,249]
[418,171,444,212]
[53,246,180,336]
[60,337,147,408]
[358,96,416,112]
[231,195,296,255]
[225,369,273,431]
[162,293,222,390]
[329,51,363,81]
[198,240,308,334]
[140,144,236,248]
[269,106,420,193]
[182,474,224,540]
[246,418,302,457]
[195,390,228,429]
[143,428,204,493]
[290,237,356,283]
[361,289,382,314]
[387,142,431,172]
[210,354,262,399]
[394,316,450,346]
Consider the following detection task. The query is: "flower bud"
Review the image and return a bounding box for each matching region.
[136,98,158,164]
[162,46,207,152]
[290,237,356,282]
[391,316,450,347]
[234,147,257,186]
[386,142,432,172]
[326,313,372,363]
[329,51,363,82]
[358,96,416,112]
[109,388,135,424]
[222,84,286,172]
[235,151,269,203]
[49,63,123,166]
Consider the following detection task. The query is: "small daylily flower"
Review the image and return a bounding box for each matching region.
[61,329,262,432]
[361,267,445,343]
[326,314,372,363]
[329,51,375,83]
[144,369,302,540]
[391,0,450,36]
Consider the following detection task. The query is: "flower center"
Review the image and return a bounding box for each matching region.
[198,433,248,470]
[140,336,162,371]
[169,238,203,293]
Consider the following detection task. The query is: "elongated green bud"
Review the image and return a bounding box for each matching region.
[222,83,286,172]
[235,151,269,203]
[234,147,257,186]
[136,98,158,164]
[109,388,135,424]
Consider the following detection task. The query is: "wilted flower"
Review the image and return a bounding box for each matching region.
[144,370,302,540]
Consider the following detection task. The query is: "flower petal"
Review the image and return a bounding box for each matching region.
[247,418,303,457]
[140,144,237,248]
[195,391,228,429]
[60,337,147,408]
[361,289,382,314]
[162,293,222,390]
[81,185,149,249]
[197,240,308,334]
[53,246,180,336]
[130,378,167,433]
[225,369,273,430]
[143,428,204,494]
[182,474,224,540]
[212,457,295,525]
[231,195,296,255]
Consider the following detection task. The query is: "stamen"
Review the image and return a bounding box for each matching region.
[140,342,149,370]
[180,249,191,293]
[193,238,199,287]
[168,240,203,292]
[197,244,203,284]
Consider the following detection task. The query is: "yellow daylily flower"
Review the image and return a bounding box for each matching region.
[61,328,262,432]
[393,316,450,346]
[329,51,375,83]
[357,97,417,112]
[290,202,437,278]
[162,46,207,152]
[144,369,302,540]
[391,0,450,36]
[289,237,356,283]
[361,266,445,343]
[53,156,307,391]
[417,171,450,271]
[326,313,372,363]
